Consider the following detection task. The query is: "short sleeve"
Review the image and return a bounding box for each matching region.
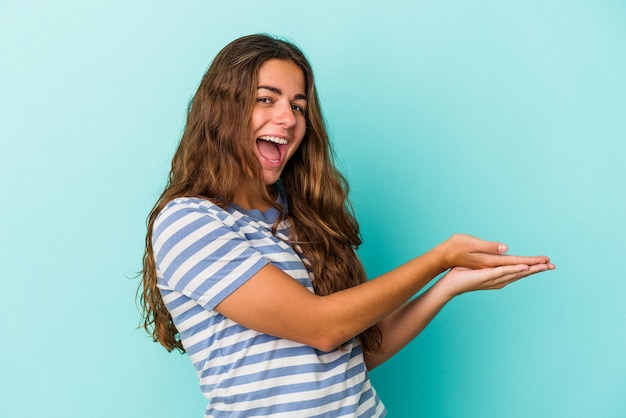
[152,198,270,310]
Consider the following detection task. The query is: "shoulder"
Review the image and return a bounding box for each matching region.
[152,197,235,245]
[154,197,227,229]
[158,197,222,219]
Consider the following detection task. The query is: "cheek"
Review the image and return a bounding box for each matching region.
[292,131,306,153]
[291,136,305,158]
[296,118,307,140]
[249,108,265,134]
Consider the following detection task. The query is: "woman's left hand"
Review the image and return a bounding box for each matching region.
[437,262,555,298]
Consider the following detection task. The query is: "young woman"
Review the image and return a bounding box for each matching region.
[140,34,553,417]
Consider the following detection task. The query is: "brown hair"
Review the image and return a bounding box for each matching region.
[139,34,381,353]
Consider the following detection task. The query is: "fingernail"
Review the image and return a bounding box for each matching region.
[498,244,508,253]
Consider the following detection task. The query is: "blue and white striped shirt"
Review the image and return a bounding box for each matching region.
[153,197,386,417]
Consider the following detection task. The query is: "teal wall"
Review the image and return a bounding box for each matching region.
[1,1,624,417]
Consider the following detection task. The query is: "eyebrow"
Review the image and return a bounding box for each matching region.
[257,85,307,101]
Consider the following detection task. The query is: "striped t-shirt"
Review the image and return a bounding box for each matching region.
[153,197,387,417]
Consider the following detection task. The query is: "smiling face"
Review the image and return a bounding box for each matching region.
[251,59,308,185]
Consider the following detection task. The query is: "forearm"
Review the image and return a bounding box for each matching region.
[319,248,446,350]
[363,279,453,370]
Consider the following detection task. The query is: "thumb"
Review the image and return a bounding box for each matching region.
[472,236,507,254]
[468,236,509,254]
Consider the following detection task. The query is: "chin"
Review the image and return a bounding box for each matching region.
[262,173,281,185]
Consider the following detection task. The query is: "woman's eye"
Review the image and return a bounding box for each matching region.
[292,104,305,113]
[257,97,272,104]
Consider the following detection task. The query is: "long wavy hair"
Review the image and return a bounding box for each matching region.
[139,34,381,354]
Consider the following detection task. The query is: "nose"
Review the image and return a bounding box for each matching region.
[273,101,296,128]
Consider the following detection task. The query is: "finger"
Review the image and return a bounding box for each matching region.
[491,263,552,288]
[525,263,554,274]
[488,264,530,279]
[500,255,551,265]
[463,254,528,269]
[479,254,551,268]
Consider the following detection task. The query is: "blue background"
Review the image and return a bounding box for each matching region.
[1,1,625,417]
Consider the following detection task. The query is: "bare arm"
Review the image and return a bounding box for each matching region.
[215,234,551,352]
[216,247,443,352]
[363,262,555,369]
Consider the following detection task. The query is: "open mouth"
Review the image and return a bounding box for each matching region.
[256,135,288,164]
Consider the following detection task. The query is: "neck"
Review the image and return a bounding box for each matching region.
[233,180,275,211]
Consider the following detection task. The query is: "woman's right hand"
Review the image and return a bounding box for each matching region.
[436,234,552,271]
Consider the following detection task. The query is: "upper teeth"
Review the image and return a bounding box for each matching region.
[258,136,288,145]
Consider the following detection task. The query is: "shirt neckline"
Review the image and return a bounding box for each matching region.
[229,192,287,224]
